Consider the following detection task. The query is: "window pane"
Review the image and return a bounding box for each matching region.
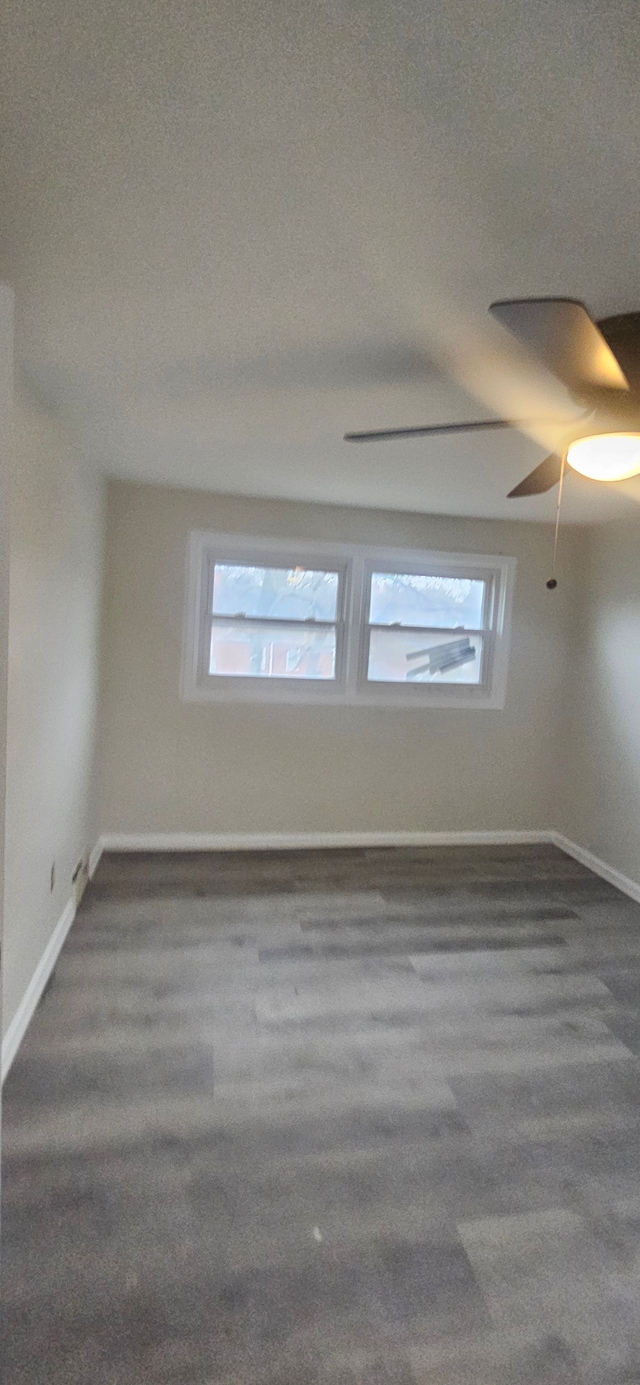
[368,629,483,684]
[369,572,485,629]
[213,564,339,621]
[210,621,336,680]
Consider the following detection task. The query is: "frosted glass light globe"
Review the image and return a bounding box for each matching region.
[567,433,640,482]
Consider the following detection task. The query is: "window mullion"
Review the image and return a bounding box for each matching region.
[342,556,366,695]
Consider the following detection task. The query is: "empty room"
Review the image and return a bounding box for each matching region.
[1,1,640,1381]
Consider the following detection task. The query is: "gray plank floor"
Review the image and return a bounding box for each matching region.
[3,844,640,1384]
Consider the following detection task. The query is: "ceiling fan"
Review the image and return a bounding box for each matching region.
[344,299,640,498]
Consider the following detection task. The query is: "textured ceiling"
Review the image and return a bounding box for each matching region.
[2,0,640,520]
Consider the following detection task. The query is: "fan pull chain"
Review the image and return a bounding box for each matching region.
[546,453,567,589]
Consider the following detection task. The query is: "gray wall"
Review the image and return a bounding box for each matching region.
[2,387,105,1039]
[97,480,582,840]
[563,514,640,886]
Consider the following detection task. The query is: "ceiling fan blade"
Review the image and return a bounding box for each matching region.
[508,454,563,498]
[344,418,516,442]
[490,299,629,395]
[144,339,438,400]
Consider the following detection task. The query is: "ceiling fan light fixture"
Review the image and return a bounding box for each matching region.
[566,432,640,482]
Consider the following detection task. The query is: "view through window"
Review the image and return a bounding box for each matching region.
[209,564,341,681]
[366,572,486,685]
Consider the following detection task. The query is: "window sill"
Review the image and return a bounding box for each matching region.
[181,680,506,711]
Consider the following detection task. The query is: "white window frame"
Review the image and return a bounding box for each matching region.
[181,530,516,710]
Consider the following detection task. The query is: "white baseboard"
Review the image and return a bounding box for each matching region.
[551,832,640,906]
[97,827,640,904]
[98,828,552,853]
[1,895,76,1083]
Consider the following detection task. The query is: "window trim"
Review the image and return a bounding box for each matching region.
[181,531,516,709]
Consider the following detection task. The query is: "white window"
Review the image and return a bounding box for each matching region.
[182,532,516,709]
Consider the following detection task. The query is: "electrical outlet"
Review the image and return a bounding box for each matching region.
[50,861,55,892]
